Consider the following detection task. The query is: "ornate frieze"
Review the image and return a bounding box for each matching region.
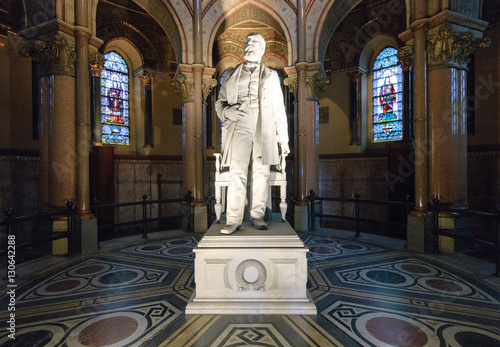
[427,26,490,69]
[397,46,414,72]
[173,73,194,103]
[19,36,76,77]
[89,52,104,77]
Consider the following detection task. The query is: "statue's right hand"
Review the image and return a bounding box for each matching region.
[224,105,246,122]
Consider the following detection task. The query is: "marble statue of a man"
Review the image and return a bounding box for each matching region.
[215,32,290,235]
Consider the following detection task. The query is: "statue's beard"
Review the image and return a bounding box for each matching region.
[244,49,263,62]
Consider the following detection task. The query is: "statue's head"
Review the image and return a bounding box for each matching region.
[243,33,266,63]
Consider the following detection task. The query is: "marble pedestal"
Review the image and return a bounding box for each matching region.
[185,220,316,315]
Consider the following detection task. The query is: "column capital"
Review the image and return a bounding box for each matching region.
[202,78,217,101]
[345,66,367,82]
[19,35,76,77]
[285,62,327,101]
[174,73,194,103]
[89,52,104,77]
[427,25,490,69]
[397,45,414,72]
[140,71,154,86]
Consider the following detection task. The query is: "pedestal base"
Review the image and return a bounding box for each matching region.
[185,220,316,315]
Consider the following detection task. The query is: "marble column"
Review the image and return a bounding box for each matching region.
[140,71,153,148]
[411,20,429,215]
[90,53,104,146]
[20,36,77,210]
[285,62,326,231]
[346,69,363,145]
[427,25,490,208]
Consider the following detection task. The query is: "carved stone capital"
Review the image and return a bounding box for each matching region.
[89,52,104,77]
[428,26,490,69]
[283,77,298,93]
[346,71,361,83]
[306,73,327,102]
[140,72,153,86]
[202,78,218,101]
[397,46,414,72]
[174,73,194,103]
[19,35,76,77]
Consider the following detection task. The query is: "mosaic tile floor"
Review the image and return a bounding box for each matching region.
[1,229,499,346]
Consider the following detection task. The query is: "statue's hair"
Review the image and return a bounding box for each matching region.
[246,32,266,48]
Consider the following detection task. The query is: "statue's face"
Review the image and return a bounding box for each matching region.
[243,34,265,62]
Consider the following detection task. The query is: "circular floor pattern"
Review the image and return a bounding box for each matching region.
[309,246,340,255]
[164,246,193,255]
[66,312,148,347]
[0,325,66,347]
[38,278,87,295]
[68,263,111,277]
[394,262,439,276]
[136,244,166,252]
[418,277,473,296]
[359,268,414,287]
[442,325,500,346]
[92,269,144,288]
[356,312,440,347]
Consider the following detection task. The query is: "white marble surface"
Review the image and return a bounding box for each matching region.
[186,221,316,315]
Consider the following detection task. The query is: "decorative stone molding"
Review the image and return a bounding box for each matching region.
[89,52,104,77]
[306,73,327,102]
[346,71,361,83]
[140,71,153,86]
[173,73,194,103]
[202,78,218,101]
[428,26,490,69]
[397,46,414,72]
[19,35,76,77]
[283,76,298,93]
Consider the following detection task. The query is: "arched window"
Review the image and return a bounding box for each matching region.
[101,51,130,145]
[372,47,403,142]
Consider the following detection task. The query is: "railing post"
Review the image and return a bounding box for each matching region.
[495,203,500,277]
[355,192,361,237]
[308,190,316,231]
[66,201,74,256]
[142,194,148,239]
[4,208,13,237]
[432,198,440,254]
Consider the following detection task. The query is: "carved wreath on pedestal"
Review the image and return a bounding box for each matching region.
[235,259,267,292]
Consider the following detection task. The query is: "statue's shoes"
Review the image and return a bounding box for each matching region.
[251,219,268,230]
[220,224,240,235]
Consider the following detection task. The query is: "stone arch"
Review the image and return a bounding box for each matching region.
[204,0,294,67]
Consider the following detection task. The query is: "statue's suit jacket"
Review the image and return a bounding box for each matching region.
[215,63,289,167]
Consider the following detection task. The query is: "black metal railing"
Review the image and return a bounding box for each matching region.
[431,198,500,277]
[91,192,194,238]
[307,190,414,238]
[0,201,76,258]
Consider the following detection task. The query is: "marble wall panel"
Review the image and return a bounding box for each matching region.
[0,158,16,215]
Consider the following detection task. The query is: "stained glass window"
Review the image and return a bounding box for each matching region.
[101,51,130,145]
[372,47,403,142]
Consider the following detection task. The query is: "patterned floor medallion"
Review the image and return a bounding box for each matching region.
[334,258,498,303]
[0,300,181,346]
[322,300,500,347]
[16,259,169,303]
[303,236,384,261]
[118,236,198,259]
